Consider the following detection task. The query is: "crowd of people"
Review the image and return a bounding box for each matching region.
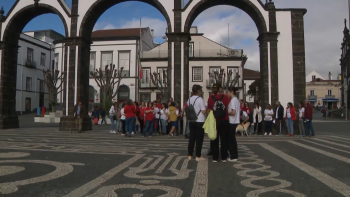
[74,83,316,162]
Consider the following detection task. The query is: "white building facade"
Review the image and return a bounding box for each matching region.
[306,71,326,82]
[55,28,155,109]
[15,30,62,114]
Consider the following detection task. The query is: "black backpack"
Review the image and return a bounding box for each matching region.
[212,95,226,119]
[185,97,201,121]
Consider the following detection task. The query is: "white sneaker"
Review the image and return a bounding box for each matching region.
[269,132,272,136]
[228,158,238,162]
[195,157,206,161]
[131,132,135,135]
[112,131,116,134]
[110,130,113,133]
[121,133,125,136]
[264,132,267,136]
[188,156,192,160]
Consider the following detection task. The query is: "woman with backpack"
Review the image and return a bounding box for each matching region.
[186,85,206,161]
[285,102,297,136]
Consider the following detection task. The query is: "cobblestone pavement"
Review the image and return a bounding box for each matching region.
[1,121,350,197]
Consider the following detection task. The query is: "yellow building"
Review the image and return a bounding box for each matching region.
[306,78,341,109]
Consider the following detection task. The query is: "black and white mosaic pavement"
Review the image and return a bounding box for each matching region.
[1,121,350,197]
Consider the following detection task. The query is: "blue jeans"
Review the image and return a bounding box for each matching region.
[125,117,136,135]
[304,118,315,136]
[185,121,190,135]
[264,121,272,134]
[116,120,122,132]
[286,118,294,135]
[143,120,154,136]
[155,119,160,132]
[109,115,115,131]
[161,119,167,134]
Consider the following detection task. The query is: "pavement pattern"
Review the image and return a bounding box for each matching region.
[1,120,350,197]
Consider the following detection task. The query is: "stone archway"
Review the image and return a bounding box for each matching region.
[0,4,69,129]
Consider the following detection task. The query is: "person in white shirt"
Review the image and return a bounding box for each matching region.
[109,102,118,133]
[160,103,168,135]
[154,105,160,135]
[253,102,262,135]
[236,111,250,136]
[298,101,305,137]
[120,103,126,135]
[187,85,207,161]
[264,104,274,136]
[227,87,240,162]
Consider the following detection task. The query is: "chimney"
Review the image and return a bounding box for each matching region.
[151,29,154,39]
[328,72,332,80]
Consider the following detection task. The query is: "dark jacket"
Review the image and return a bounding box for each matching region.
[100,110,106,118]
[93,109,100,119]
[74,104,86,118]
[275,105,284,120]
[305,103,313,119]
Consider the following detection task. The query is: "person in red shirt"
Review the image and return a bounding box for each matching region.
[207,83,231,162]
[143,102,155,137]
[156,98,163,109]
[138,102,146,133]
[240,99,246,112]
[124,99,136,137]
[304,99,315,137]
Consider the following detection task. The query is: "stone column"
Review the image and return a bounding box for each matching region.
[257,36,269,109]
[0,42,19,129]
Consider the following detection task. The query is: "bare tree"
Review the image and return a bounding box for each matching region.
[90,64,124,110]
[208,68,240,92]
[150,69,170,102]
[42,69,65,112]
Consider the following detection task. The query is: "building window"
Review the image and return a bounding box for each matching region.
[27,48,34,63]
[227,67,238,82]
[140,93,151,103]
[101,51,113,71]
[119,51,130,77]
[40,53,46,66]
[54,53,59,70]
[328,90,332,96]
[157,68,167,86]
[39,80,45,93]
[192,67,202,82]
[141,69,150,87]
[118,86,130,107]
[310,90,314,96]
[189,43,194,57]
[90,52,96,72]
[26,77,32,91]
[312,75,316,80]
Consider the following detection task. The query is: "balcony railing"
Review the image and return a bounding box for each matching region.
[308,95,317,98]
[325,95,335,98]
[140,49,243,59]
[139,80,157,88]
[120,70,130,77]
[24,59,36,69]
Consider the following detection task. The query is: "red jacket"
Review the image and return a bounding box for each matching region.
[285,107,297,121]
[304,103,313,119]
[124,105,136,118]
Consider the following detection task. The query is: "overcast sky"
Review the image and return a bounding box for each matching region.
[1,0,348,77]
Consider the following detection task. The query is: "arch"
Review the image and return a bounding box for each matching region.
[3,4,69,43]
[118,85,130,104]
[184,0,267,34]
[79,0,173,39]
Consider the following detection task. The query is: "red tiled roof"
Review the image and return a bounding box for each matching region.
[244,68,260,79]
[91,28,147,38]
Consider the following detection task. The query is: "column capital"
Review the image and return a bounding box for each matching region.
[166,32,191,42]
[265,1,275,10]
[257,32,280,42]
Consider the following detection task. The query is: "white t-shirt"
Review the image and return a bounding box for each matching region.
[241,111,248,121]
[160,109,167,120]
[154,107,160,119]
[186,96,206,123]
[228,97,240,124]
[287,108,291,118]
[120,108,126,120]
[299,107,305,118]
[264,109,274,121]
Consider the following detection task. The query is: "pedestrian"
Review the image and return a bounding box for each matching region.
[143,102,155,137]
[88,110,92,119]
[176,101,182,135]
[160,103,168,135]
[138,102,146,133]
[253,102,262,135]
[73,101,86,133]
[93,107,99,125]
[154,102,160,135]
[124,99,136,137]
[227,87,240,162]
[167,101,172,134]
[156,98,162,109]
[116,107,122,133]
[168,102,179,137]
[274,101,284,135]
[298,101,306,137]
[207,83,230,163]
[240,99,245,112]
[187,85,207,161]
[244,102,253,135]
[109,102,117,133]
[237,110,250,136]
[169,97,174,103]
[285,102,297,136]
[120,103,126,136]
[264,104,274,136]
[134,102,140,133]
[100,108,106,124]
[304,99,316,137]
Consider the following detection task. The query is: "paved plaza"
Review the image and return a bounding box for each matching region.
[0,116,350,196]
